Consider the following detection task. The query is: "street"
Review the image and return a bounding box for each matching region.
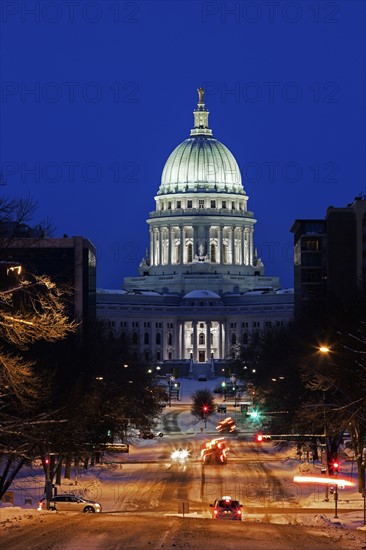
[1,404,365,549]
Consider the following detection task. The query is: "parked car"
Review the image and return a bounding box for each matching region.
[38,494,102,513]
[210,496,242,520]
[139,430,163,439]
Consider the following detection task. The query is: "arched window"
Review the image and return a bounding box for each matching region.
[190,332,193,345]
[199,333,205,345]
[242,333,248,344]
[132,332,138,345]
[167,333,173,346]
[223,244,228,264]
[187,243,193,263]
[120,332,126,343]
[231,333,237,345]
[210,243,216,263]
[156,332,161,345]
[144,332,149,345]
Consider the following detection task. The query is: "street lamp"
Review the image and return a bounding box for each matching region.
[318,344,331,501]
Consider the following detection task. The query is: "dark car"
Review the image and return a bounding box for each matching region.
[210,496,242,520]
[38,494,102,513]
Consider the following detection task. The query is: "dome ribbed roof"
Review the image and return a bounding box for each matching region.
[158,88,244,196]
[159,137,243,195]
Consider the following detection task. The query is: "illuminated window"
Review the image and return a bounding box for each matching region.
[199,200,204,209]
[199,333,205,345]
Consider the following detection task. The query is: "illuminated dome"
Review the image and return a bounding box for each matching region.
[159,88,243,195]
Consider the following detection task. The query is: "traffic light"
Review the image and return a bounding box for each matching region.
[332,459,339,475]
[255,433,263,442]
[202,405,209,415]
[44,454,50,465]
[328,457,340,475]
[247,409,260,420]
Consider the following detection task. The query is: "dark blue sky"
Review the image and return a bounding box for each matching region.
[1,1,365,289]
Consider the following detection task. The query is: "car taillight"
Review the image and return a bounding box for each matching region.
[237,510,242,515]
[214,509,218,515]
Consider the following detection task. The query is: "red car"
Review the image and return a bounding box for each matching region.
[210,496,242,520]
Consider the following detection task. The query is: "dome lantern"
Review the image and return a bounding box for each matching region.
[190,87,213,137]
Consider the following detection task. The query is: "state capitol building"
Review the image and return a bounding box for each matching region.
[97,89,294,377]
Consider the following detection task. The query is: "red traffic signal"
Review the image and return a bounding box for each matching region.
[44,455,50,465]
[332,460,339,473]
[202,405,209,414]
[256,433,263,442]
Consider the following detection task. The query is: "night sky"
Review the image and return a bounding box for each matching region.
[1,1,365,290]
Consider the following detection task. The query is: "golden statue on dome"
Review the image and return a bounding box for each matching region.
[197,87,204,103]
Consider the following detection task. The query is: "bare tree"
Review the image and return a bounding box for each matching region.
[0,272,76,498]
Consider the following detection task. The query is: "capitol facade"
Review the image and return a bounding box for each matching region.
[97,89,293,377]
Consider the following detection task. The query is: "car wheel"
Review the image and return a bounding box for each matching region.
[49,506,56,511]
[83,506,95,513]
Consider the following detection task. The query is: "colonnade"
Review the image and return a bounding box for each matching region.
[149,225,254,266]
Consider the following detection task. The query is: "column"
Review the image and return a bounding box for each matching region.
[219,226,223,264]
[193,225,198,258]
[216,227,221,263]
[206,321,211,362]
[179,227,184,264]
[193,321,197,362]
[231,227,236,264]
[249,228,253,265]
[169,227,174,265]
[181,321,185,359]
[244,229,249,265]
[149,228,154,266]
[205,226,210,258]
[238,227,243,265]
[219,322,223,358]
[158,228,162,265]
[182,228,187,263]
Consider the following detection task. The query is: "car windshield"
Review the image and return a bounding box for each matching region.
[218,500,239,508]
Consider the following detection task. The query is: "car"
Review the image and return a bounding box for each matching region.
[201,438,229,465]
[105,442,129,453]
[139,430,163,439]
[216,417,236,433]
[38,494,102,513]
[210,496,242,520]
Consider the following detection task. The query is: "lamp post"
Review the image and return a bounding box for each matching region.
[319,345,332,501]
